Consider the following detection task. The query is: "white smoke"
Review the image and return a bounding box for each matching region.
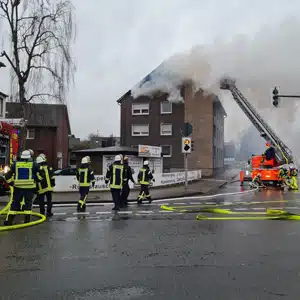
[131,17,300,163]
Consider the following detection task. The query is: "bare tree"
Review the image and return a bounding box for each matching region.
[0,0,76,149]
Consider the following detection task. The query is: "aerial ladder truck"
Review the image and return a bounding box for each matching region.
[220,77,294,187]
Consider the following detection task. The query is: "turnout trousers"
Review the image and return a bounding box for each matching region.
[38,191,53,216]
[111,188,122,210]
[137,184,152,204]
[5,187,35,225]
[77,186,90,212]
[121,183,130,207]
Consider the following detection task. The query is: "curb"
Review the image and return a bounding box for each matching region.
[0,175,238,206]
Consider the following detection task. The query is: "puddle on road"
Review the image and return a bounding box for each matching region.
[74,286,153,299]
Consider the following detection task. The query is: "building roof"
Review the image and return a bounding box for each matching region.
[0,91,8,98]
[73,146,138,154]
[6,102,71,133]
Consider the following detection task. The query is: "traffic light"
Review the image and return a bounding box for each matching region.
[272,87,279,107]
[191,141,194,151]
[182,137,192,153]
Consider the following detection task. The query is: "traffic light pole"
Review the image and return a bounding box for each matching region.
[184,153,188,190]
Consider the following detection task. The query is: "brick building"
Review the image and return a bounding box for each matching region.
[6,102,71,169]
[117,76,226,176]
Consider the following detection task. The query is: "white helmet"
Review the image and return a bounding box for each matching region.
[114,155,121,162]
[28,149,34,157]
[39,153,46,159]
[85,156,91,163]
[36,156,45,164]
[21,150,31,159]
[81,157,88,164]
[143,160,149,165]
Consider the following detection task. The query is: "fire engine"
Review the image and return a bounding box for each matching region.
[220,77,293,187]
[0,121,19,195]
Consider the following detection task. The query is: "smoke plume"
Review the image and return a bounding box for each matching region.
[131,17,300,162]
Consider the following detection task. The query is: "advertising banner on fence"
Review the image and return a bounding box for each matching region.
[54,169,202,192]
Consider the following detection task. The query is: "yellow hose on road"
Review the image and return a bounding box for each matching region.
[0,186,46,231]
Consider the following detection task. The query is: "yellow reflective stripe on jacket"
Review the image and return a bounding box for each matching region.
[15,161,35,187]
[110,164,123,189]
[140,168,149,185]
[78,168,90,186]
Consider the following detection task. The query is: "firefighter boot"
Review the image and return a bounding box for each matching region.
[24,215,31,223]
[4,215,15,226]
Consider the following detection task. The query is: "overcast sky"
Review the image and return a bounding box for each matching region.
[1,0,300,140]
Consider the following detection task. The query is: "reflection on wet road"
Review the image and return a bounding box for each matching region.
[1,182,300,299]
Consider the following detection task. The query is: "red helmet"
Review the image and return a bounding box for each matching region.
[266,142,271,147]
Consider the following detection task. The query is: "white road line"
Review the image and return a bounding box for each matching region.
[252,207,265,210]
[96,212,110,215]
[285,207,300,210]
[54,212,67,215]
[138,211,154,214]
[189,202,202,205]
[234,208,248,211]
[173,202,187,205]
[204,202,217,205]
[118,211,133,214]
[158,210,174,213]
[73,212,90,215]
[157,203,169,206]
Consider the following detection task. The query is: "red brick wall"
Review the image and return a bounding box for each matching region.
[184,84,213,176]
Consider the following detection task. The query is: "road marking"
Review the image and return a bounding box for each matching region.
[190,202,202,205]
[158,210,174,213]
[96,212,110,215]
[174,202,187,205]
[234,208,248,211]
[73,212,90,215]
[118,211,133,214]
[252,207,265,210]
[54,212,67,215]
[138,211,154,214]
[285,207,300,210]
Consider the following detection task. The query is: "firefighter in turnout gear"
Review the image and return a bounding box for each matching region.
[33,153,47,205]
[250,173,266,188]
[121,156,135,207]
[4,150,43,225]
[278,166,289,188]
[137,160,154,204]
[36,155,55,217]
[287,166,298,190]
[105,155,125,211]
[76,157,96,212]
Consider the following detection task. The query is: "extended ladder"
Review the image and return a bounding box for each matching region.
[220,77,293,165]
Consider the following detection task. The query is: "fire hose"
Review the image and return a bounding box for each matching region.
[0,186,46,231]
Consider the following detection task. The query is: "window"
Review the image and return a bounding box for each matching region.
[160,123,172,136]
[132,103,149,115]
[26,128,35,140]
[160,101,172,114]
[161,145,172,157]
[131,124,149,136]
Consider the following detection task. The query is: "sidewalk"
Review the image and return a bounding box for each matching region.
[0,169,239,205]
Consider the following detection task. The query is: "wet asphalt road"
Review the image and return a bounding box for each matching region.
[1,182,300,299]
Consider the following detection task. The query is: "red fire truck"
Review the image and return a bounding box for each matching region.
[0,121,19,195]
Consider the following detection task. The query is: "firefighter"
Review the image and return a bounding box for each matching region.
[3,150,43,225]
[261,142,276,163]
[76,157,96,212]
[251,173,265,188]
[278,166,288,188]
[33,153,47,205]
[137,160,155,204]
[105,155,124,211]
[287,166,298,190]
[28,149,34,161]
[36,155,55,217]
[121,156,135,207]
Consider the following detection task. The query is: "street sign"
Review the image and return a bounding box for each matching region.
[182,137,192,153]
[182,122,193,137]
[138,145,162,158]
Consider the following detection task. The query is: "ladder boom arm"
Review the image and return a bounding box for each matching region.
[220,78,293,164]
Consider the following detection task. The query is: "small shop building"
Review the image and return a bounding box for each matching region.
[73,146,163,175]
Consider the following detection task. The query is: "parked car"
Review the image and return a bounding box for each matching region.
[53,168,77,176]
